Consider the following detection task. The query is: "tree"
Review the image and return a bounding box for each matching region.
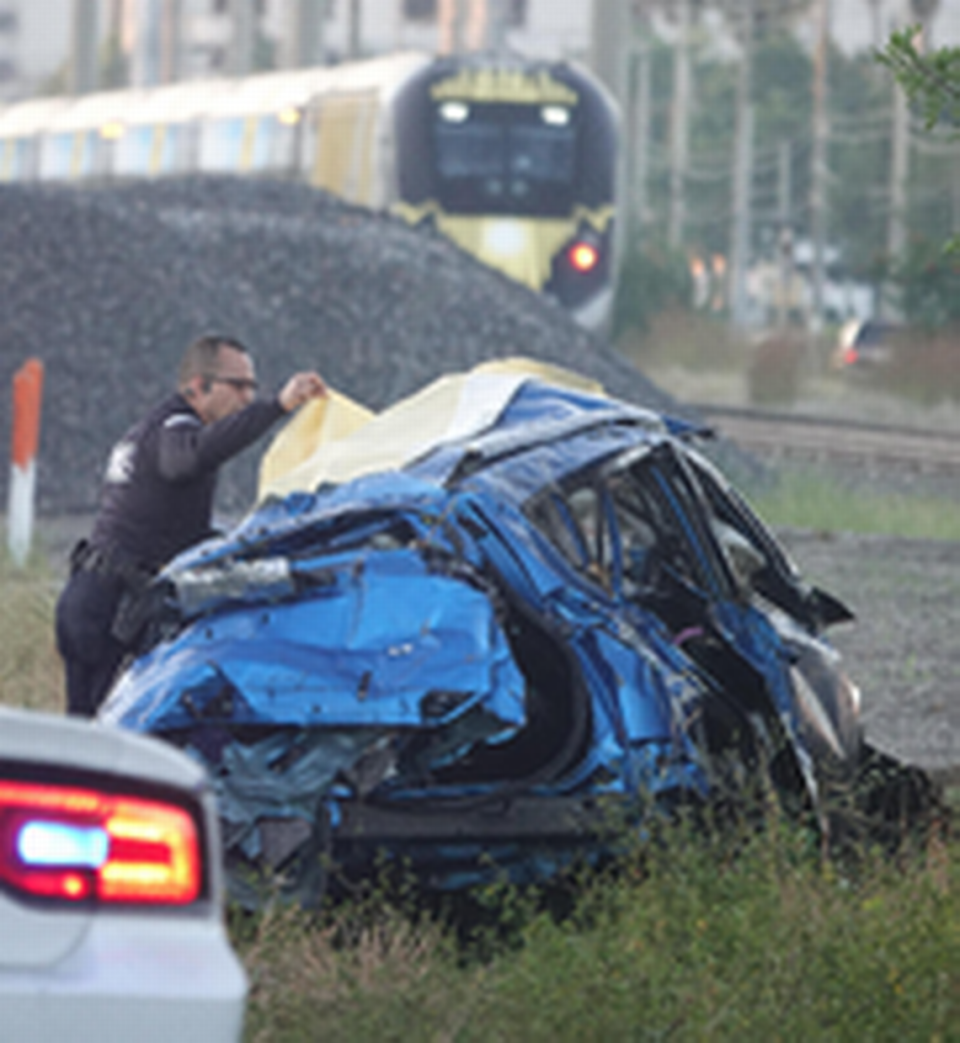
[877,26,960,321]
[877,26,960,130]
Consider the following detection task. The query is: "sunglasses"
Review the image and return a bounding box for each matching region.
[204,374,259,393]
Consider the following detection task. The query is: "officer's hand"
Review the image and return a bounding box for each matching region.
[278,371,328,413]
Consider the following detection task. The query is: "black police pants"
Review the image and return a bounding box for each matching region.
[55,567,128,718]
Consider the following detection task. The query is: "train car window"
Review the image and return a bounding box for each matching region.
[39,133,75,180]
[249,118,274,171]
[258,116,297,172]
[74,130,97,177]
[158,124,183,174]
[116,125,155,176]
[0,138,33,181]
[433,102,577,216]
[435,119,501,180]
[200,117,245,172]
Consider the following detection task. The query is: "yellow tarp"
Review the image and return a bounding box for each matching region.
[257,356,605,501]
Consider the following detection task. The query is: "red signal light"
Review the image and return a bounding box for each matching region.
[0,780,202,905]
[568,242,600,273]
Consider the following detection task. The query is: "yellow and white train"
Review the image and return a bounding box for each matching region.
[0,50,619,331]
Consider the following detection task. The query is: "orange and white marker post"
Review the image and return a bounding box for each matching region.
[7,358,44,567]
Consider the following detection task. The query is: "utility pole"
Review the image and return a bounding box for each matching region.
[809,0,830,333]
[888,70,910,262]
[347,0,362,60]
[70,0,99,95]
[887,0,912,317]
[487,0,509,53]
[464,0,485,50]
[730,0,755,327]
[777,140,794,329]
[668,0,692,251]
[103,0,125,88]
[130,0,161,87]
[159,0,182,84]
[227,0,255,76]
[631,32,653,232]
[439,0,466,55]
[282,0,327,69]
[590,0,627,101]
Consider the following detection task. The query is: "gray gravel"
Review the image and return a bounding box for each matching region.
[778,529,960,782]
[0,175,689,518]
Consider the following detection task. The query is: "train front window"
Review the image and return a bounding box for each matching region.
[433,101,577,216]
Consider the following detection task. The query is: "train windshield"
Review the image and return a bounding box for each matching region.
[433,101,577,216]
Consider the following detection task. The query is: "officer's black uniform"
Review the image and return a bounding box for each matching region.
[56,391,286,717]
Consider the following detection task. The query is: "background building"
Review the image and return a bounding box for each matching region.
[5,1,958,101]
[0,5,17,100]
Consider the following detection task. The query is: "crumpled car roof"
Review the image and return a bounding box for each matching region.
[257,356,700,498]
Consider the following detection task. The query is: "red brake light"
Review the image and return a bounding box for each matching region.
[0,780,201,905]
[568,242,600,273]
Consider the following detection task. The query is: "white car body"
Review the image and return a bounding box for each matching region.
[0,706,247,1042]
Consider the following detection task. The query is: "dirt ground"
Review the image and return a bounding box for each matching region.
[779,529,960,784]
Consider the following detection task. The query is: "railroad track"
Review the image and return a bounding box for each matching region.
[692,403,960,475]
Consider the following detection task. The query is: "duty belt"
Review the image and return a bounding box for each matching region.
[70,539,156,587]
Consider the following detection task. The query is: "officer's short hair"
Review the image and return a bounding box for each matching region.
[178,335,249,389]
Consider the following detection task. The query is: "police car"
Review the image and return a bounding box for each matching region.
[0,706,246,1042]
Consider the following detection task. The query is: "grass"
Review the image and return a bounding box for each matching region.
[0,554,63,713]
[234,823,959,1042]
[745,467,960,542]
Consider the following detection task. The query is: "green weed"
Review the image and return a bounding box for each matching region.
[746,468,960,542]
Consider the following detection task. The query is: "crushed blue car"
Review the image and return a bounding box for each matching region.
[99,363,935,905]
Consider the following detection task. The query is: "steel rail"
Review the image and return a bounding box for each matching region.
[691,403,960,475]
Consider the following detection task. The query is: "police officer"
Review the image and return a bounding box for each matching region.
[56,333,328,717]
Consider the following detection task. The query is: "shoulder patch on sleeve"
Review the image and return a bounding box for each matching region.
[104,440,135,484]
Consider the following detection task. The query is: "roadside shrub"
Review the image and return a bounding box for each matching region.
[878,325,960,404]
[620,308,750,374]
[889,236,960,328]
[747,330,806,405]
[612,236,693,341]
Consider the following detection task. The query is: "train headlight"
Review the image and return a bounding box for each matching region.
[541,105,571,126]
[439,101,470,123]
[568,241,600,273]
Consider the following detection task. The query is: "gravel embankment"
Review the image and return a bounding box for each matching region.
[0,175,690,518]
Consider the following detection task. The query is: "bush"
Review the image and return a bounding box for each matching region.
[612,236,693,341]
[888,236,960,329]
[747,330,807,405]
[877,326,960,404]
